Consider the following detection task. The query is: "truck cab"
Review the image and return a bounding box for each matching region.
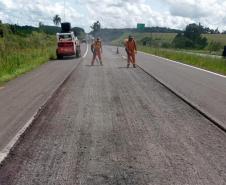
[56,31,81,59]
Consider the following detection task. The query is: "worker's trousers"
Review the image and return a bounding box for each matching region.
[91,50,102,64]
[128,52,136,64]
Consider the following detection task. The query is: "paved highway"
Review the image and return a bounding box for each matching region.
[0,46,226,184]
[115,46,226,128]
[0,44,87,154]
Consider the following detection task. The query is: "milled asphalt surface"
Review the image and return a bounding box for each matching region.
[115,46,226,128]
[0,46,226,184]
[0,44,86,151]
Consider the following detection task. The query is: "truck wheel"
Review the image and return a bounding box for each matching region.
[76,49,81,58]
[57,54,63,59]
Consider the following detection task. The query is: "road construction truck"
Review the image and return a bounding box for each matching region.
[56,22,81,59]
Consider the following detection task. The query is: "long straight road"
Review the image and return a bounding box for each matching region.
[0,46,226,184]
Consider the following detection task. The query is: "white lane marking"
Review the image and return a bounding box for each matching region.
[82,43,89,58]
[138,51,226,79]
[0,116,35,164]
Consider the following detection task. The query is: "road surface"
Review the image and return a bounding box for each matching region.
[0,46,226,185]
[0,44,86,153]
[115,46,226,128]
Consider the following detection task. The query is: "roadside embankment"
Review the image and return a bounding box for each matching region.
[0,24,56,84]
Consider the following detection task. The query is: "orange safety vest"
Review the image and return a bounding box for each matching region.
[126,40,137,53]
[94,41,102,51]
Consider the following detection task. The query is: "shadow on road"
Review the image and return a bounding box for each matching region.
[118,66,134,69]
[84,64,103,67]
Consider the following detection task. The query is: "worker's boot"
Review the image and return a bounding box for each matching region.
[133,64,136,68]
[127,63,130,68]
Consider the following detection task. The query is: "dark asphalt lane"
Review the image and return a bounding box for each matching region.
[113,46,226,129]
[0,44,87,152]
[0,46,226,185]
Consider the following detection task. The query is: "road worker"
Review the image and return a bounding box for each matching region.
[91,37,103,66]
[124,38,130,64]
[91,38,100,64]
[91,38,95,54]
[125,35,137,68]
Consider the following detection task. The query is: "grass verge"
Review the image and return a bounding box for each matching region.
[139,46,226,75]
[0,24,56,85]
[0,47,55,84]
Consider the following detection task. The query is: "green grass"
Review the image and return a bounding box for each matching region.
[111,31,226,75]
[0,47,55,84]
[112,32,226,47]
[139,46,226,75]
[0,24,56,84]
[112,32,226,58]
[203,34,226,46]
[112,32,176,45]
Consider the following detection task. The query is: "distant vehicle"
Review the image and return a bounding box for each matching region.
[56,22,81,59]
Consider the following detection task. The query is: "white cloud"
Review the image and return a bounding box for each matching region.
[160,0,226,30]
[84,0,192,30]
[0,0,83,26]
[0,0,226,31]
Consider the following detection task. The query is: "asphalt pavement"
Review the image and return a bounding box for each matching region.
[0,44,87,153]
[114,46,226,128]
[0,46,226,184]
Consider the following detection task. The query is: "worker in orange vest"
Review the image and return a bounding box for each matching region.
[91,38,95,54]
[91,37,103,66]
[125,35,137,68]
[124,38,130,64]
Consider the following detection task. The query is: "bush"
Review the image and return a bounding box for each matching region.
[162,42,172,48]
[208,41,223,52]
[173,33,194,48]
[172,23,208,49]
[139,37,152,46]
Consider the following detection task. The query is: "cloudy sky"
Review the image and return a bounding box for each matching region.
[0,0,226,32]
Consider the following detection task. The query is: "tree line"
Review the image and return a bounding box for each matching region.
[0,15,85,38]
[139,23,225,51]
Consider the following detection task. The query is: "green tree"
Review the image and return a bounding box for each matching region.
[90,21,101,37]
[71,27,85,39]
[53,15,61,26]
[39,22,44,28]
[184,23,202,41]
[173,23,208,49]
